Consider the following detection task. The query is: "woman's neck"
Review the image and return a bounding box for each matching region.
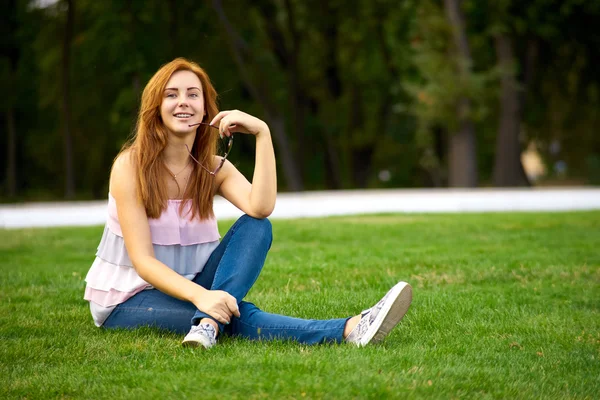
[163,132,196,167]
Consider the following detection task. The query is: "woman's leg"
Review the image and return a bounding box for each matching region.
[102,289,197,335]
[227,281,413,346]
[188,214,350,344]
[185,214,354,346]
[190,214,272,333]
[230,301,350,345]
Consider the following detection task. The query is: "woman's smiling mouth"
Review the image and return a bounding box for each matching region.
[174,113,194,119]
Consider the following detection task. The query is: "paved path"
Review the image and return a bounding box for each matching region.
[1,187,599,229]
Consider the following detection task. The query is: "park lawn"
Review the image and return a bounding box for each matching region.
[0,211,598,399]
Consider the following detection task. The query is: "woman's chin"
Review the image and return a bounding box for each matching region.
[167,126,197,137]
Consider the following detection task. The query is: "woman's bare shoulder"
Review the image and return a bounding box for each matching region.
[113,149,136,172]
[110,149,137,196]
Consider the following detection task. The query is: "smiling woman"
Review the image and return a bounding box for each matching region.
[82,57,412,349]
[161,74,204,135]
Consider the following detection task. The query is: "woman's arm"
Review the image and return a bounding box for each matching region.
[212,110,277,218]
[110,152,239,324]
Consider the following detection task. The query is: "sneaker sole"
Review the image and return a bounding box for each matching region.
[181,335,213,349]
[181,339,200,348]
[358,282,412,346]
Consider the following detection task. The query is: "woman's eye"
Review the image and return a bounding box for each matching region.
[190,93,199,98]
[166,93,176,98]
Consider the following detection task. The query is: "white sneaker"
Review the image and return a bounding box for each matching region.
[346,281,412,347]
[182,322,217,349]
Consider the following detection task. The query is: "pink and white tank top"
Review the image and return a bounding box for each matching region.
[83,194,220,326]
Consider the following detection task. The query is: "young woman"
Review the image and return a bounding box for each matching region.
[83,58,412,348]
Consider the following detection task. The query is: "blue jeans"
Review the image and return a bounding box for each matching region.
[103,215,349,344]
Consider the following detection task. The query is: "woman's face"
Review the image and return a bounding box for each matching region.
[160,70,205,135]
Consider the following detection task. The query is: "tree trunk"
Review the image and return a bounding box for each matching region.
[351,147,374,188]
[430,127,447,187]
[5,108,17,197]
[324,133,343,189]
[288,68,306,183]
[283,0,306,183]
[268,115,303,193]
[493,34,527,186]
[5,0,19,198]
[321,3,344,188]
[347,85,372,188]
[61,0,75,198]
[257,0,308,184]
[444,0,478,187]
[211,0,303,191]
[448,107,478,187]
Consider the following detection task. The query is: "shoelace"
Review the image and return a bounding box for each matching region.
[192,323,216,338]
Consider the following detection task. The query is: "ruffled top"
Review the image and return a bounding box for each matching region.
[83,194,220,326]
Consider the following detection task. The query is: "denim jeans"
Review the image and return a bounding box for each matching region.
[103,215,349,344]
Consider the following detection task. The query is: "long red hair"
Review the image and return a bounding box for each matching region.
[119,58,219,220]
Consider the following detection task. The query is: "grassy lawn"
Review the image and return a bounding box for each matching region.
[1,211,599,399]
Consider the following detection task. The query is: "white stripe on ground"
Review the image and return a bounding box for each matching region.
[1,188,599,229]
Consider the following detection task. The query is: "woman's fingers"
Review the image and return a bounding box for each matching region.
[209,110,231,126]
[219,116,232,137]
[213,311,229,325]
[220,115,240,137]
[227,297,241,318]
[212,304,232,324]
[195,289,239,324]
[216,110,254,137]
[210,109,268,136]
[215,295,239,322]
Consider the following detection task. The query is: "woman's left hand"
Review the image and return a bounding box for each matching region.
[210,110,269,138]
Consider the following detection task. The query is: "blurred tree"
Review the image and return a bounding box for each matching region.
[482,0,600,185]
[210,0,420,190]
[518,0,600,184]
[485,0,542,187]
[1,0,52,199]
[0,0,20,197]
[211,0,304,191]
[2,0,598,201]
[490,10,529,186]
[61,0,75,198]
[443,0,478,187]
[408,0,492,187]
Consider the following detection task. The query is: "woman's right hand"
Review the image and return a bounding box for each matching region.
[192,289,240,324]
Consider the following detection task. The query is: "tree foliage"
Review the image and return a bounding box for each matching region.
[1,0,598,200]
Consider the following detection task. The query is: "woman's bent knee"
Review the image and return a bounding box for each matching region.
[238,215,272,243]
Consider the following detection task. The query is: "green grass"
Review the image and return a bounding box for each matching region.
[1,212,599,399]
